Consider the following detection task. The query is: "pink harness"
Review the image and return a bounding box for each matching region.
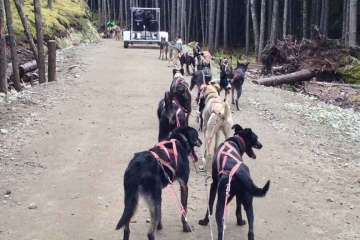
[172,98,187,127]
[216,136,245,178]
[231,73,238,83]
[150,139,179,181]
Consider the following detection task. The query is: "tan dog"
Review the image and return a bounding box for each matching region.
[201,51,212,68]
[200,84,233,170]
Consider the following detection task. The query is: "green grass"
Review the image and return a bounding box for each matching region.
[10,0,88,40]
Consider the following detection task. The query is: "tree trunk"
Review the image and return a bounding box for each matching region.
[223,0,228,52]
[252,69,314,86]
[310,0,316,38]
[180,0,184,38]
[267,0,273,39]
[346,0,351,44]
[47,0,52,9]
[107,0,110,22]
[349,0,358,48]
[315,0,321,28]
[14,0,38,63]
[0,0,7,93]
[250,0,259,56]
[302,0,307,39]
[245,0,249,54]
[97,0,101,28]
[119,0,123,26]
[342,0,347,42]
[183,0,187,42]
[214,0,221,52]
[176,0,181,36]
[200,0,205,44]
[167,0,171,34]
[187,0,193,42]
[258,0,266,62]
[171,0,176,39]
[320,0,329,36]
[4,0,21,91]
[269,0,278,46]
[208,0,215,53]
[34,0,46,84]
[283,0,288,39]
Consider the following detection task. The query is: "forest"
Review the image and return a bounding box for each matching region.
[89,0,359,58]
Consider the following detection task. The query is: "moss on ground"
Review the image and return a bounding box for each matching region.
[338,60,360,85]
[11,0,89,40]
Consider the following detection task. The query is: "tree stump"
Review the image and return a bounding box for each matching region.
[47,40,56,82]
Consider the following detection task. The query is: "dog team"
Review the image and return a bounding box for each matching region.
[115,40,271,240]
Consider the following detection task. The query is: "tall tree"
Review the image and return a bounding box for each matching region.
[187,0,193,42]
[267,0,273,39]
[245,0,249,54]
[320,0,329,36]
[258,0,266,62]
[200,0,205,44]
[14,0,38,62]
[0,0,7,93]
[250,0,259,56]
[180,0,184,38]
[348,0,358,48]
[47,0,52,9]
[269,0,278,46]
[97,0,101,28]
[342,0,347,42]
[214,0,221,52]
[208,0,215,53]
[283,0,288,39]
[4,0,21,91]
[171,0,176,39]
[34,0,46,84]
[119,0,123,26]
[223,0,228,52]
[176,0,181,36]
[302,0,307,39]
[310,0,316,38]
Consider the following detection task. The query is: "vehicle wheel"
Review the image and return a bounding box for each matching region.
[124,41,129,48]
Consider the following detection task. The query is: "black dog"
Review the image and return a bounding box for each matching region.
[198,124,270,240]
[115,126,202,240]
[190,67,212,102]
[170,68,192,115]
[227,61,249,111]
[179,53,195,76]
[157,91,189,141]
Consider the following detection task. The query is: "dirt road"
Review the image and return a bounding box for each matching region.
[1,40,360,240]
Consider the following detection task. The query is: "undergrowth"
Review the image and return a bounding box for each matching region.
[10,0,88,40]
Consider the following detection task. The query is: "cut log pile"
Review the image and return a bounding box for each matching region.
[254,34,355,87]
[7,59,39,87]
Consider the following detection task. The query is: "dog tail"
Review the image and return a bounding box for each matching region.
[236,171,270,197]
[221,100,231,118]
[247,180,270,197]
[164,91,173,120]
[115,172,140,230]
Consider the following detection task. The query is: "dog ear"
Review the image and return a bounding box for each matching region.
[237,60,240,65]
[200,52,204,56]
[172,69,177,76]
[213,84,220,90]
[200,84,207,92]
[219,59,222,66]
[180,68,184,76]
[231,124,243,132]
[245,62,250,67]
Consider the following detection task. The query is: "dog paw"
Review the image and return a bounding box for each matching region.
[183,223,193,232]
[198,218,209,226]
[237,219,247,226]
[157,222,163,230]
[231,101,235,104]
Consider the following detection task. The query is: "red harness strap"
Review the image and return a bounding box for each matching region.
[174,77,190,90]
[231,73,238,83]
[172,98,187,127]
[150,139,179,181]
[216,137,245,177]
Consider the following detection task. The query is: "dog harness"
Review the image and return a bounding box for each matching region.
[231,73,238,83]
[216,136,245,178]
[150,139,179,181]
[171,77,190,92]
[172,98,187,127]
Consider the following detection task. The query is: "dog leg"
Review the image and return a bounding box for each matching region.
[146,191,162,240]
[179,180,192,232]
[123,222,130,240]
[215,176,230,240]
[235,87,242,111]
[199,172,218,225]
[236,193,246,226]
[231,87,235,104]
[244,200,255,240]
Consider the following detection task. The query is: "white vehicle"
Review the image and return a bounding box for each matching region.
[123,7,169,48]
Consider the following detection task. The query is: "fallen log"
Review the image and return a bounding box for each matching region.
[252,69,314,86]
[22,69,39,83]
[19,60,37,78]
